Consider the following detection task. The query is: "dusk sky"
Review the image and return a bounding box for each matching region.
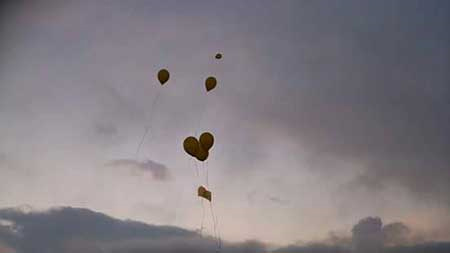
[0,1,449,252]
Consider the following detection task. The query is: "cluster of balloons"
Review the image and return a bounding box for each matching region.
[156,53,222,205]
[183,132,214,162]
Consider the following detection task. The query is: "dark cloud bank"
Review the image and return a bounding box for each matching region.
[0,206,264,253]
[275,217,450,253]
[0,207,448,253]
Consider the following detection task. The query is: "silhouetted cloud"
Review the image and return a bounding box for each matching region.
[352,217,383,253]
[107,159,170,180]
[383,222,411,246]
[273,230,351,253]
[1,207,450,253]
[0,206,266,253]
[274,242,450,253]
[274,216,450,253]
[0,224,17,253]
[273,243,349,253]
[384,242,450,253]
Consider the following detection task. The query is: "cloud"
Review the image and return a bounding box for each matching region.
[268,196,289,205]
[0,207,449,253]
[106,159,171,181]
[383,222,411,246]
[273,230,351,253]
[273,243,349,253]
[274,242,450,253]
[274,216,450,253]
[0,225,17,253]
[96,238,266,253]
[351,217,415,252]
[0,206,266,253]
[384,242,450,253]
[351,217,383,253]
[351,217,450,253]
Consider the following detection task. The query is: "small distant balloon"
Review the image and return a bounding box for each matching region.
[157,69,170,85]
[205,76,217,92]
[215,53,222,60]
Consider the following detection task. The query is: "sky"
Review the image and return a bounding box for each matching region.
[0,0,449,252]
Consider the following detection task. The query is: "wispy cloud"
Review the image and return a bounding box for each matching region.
[106,159,171,181]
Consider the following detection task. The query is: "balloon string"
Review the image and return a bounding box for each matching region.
[206,163,209,188]
[215,205,222,251]
[210,202,221,252]
[135,88,161,160]
[200,198,205,235]
[194,159,199,178]
[196,92,211,134]
[135,127,149,159]
[209,202,216,242]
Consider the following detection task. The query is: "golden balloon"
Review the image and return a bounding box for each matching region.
[195,145,209,162]
[205,76,217,92]
[183,136,199,157]
[199,132,214,151]
[157,69,170,85]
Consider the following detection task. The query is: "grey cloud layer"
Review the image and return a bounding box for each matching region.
[275,216,450,253]
[0,207,449,253]
[0,207,265,253]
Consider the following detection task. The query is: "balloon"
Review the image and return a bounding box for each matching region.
[157,69,170,85]
[199,132,214,151]
[205,76,217,92]
[215,53,222,59]
[198,186,206,195]
[195,145,209,161]
[183,136,199,157]
[198,186,212,202]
